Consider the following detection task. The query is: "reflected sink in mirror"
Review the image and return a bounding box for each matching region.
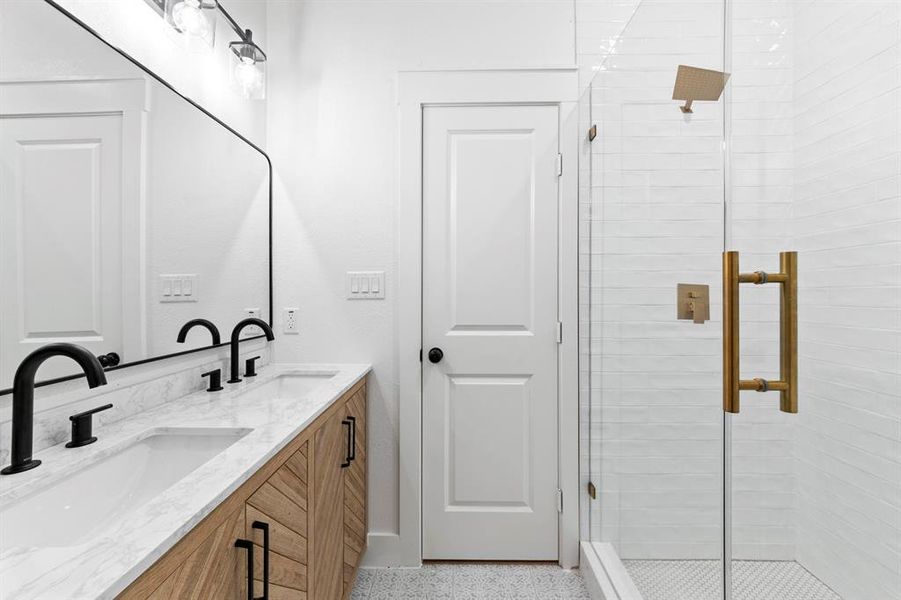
[241,372,338,400]
[0,427,250,549]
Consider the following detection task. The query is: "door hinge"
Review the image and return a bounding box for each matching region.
[588,124,597,142]
[588,481,597,499]
[556,153,563,177]
[556,489,564,513]
[556,321,563,344]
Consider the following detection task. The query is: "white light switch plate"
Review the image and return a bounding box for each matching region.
[160,274,198,303]
[346,271,385,299]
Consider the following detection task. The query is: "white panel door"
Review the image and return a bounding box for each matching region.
[422,104,560,560]
[0,114,124,382]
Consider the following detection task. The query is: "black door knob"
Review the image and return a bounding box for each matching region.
[428,347,444,364]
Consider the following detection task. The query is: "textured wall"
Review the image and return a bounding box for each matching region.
[265,0,577,565]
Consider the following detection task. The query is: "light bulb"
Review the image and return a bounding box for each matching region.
[172,0,210,38]
[234,57,263,97]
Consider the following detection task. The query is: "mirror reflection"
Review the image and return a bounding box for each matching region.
[0,0,269,390]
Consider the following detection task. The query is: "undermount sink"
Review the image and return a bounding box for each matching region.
[242,372,337,400]
[0,427,250,549]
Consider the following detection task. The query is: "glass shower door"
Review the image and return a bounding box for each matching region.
[585,1,729,597]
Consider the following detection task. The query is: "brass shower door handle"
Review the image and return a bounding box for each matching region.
[723,251,798,414]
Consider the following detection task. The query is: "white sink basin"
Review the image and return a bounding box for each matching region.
[0,427,250,549]
[242,372,336,400]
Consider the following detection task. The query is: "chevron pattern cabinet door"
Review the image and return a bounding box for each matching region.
[247,441,310,599]
[312,410,347,600]
[343,387,368,598]
[146,507,245,600]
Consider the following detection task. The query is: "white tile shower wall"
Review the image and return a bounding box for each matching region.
[0,343,269,467]
[587,0,728,559]
[791,1,901,598]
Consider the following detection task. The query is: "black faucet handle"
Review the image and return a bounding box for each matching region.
[66,403,113,448]
[202,368,224,392]
[96,352,121,368]
[244,356,262,378]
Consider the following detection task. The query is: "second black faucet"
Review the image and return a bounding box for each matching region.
[228,318,274,384]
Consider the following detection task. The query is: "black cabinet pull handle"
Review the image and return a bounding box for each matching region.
[347,416,356,462]
[234,538,254,600]
[341,420,352,468]
[252,521,269,600]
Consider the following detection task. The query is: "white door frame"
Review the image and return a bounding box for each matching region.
[389,69,579,568]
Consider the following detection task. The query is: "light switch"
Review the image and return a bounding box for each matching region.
[346,271,386,300]
[159,274,198,303]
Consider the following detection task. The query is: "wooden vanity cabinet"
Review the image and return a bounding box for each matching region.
[118,378,367,600]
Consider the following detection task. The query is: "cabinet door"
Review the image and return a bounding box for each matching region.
[312,410,348,600]
[246,442,310,599]
[343,388,367,596]
[146,507,245,600]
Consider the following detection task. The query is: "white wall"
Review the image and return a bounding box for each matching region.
[265,0,576,563]
[53,0,267,146]
[792,1,901,597]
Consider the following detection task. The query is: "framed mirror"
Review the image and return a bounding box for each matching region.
[0,0,271,394]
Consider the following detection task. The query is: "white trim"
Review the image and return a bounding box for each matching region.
[580,542,644,600]
[391,68,579,568]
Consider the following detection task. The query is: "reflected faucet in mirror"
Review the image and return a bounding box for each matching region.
[228,318,274,384]
[177,318,222,346]
[1,343,108,475]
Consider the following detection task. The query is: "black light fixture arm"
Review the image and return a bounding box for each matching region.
[215,1,247,41]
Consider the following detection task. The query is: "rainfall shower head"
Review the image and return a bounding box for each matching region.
[672,65,731,113]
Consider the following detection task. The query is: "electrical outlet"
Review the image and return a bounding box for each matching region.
[244,308,262,336]
[283,307,299,334]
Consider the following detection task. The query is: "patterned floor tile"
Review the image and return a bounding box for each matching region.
[623,559,842,600]
[351,562,588,599]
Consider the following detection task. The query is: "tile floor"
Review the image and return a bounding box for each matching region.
[623,559,842,600]
[350,562,591,599]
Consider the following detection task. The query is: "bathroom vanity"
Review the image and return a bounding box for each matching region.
[0,365,370,599]
[119,370,368,600]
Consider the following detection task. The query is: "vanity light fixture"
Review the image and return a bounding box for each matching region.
[216,1,267,99]
[228,28,267,100]
[164,0,217,51]
[160,0,267,99]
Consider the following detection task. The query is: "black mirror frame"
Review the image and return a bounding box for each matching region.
[0,0,273,396]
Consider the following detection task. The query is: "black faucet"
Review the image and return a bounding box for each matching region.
[2,343,107,475]
[228,318,274,384]
[177,318,221,346]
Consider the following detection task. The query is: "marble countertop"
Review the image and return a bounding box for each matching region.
[0,363,371,599]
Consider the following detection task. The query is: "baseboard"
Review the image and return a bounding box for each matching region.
[361,532,421,568]
[580,542,644,600]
